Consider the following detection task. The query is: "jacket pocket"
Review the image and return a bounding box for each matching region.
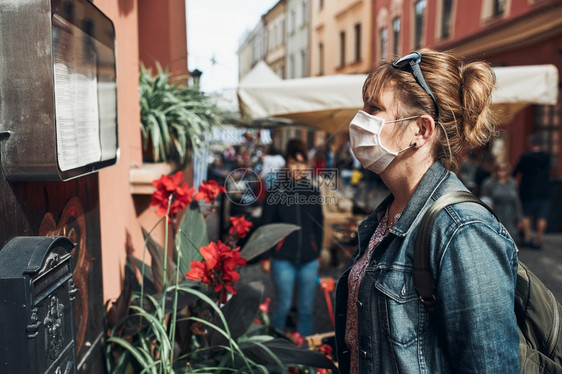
[374,268,426,347]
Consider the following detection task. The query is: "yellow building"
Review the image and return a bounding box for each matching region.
[310,0,372,76]
[265,0,288,78]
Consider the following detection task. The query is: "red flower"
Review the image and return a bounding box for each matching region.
[290,332,304,347]
[193,180,226,204]
[229,215,253,239]
[259,297,271,314]
[185,240,247,298]
[318,343,333,355]
[150,171,195,219]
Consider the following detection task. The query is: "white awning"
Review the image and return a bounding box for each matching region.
[237,64,559,133]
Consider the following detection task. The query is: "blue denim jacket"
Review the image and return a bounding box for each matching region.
[335,161,520,373]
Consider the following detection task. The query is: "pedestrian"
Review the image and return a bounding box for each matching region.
[335,49,519,373]
[480,161,522,239]
[260,139,324,337]
[512,133,551,249]
[260,145,285,190]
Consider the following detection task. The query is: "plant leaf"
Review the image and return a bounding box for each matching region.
[239,338,337,370]
[210,281,265,346]
[141,227,177,293]
[174,202,209,277]
[130,257,156,295]
[241,223,301,261]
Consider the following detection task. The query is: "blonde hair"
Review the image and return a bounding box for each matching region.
[362,48,497,171]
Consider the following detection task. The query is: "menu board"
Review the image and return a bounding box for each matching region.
[52,14,117,172]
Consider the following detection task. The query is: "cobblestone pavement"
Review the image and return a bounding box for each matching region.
[517,233,562,300]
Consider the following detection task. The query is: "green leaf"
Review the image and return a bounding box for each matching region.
[239,338,337,370]
[139,66,218,166]
[241,223,301,261]
[106,336,157,374]
[175,202,209,276]
[210,281,265,346]
[141,227,177,293]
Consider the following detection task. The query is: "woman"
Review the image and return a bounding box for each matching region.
[334,49,519,373]
[261,139,324,337]
[480,161,522,239]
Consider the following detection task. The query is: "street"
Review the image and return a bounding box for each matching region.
[518,233,562,300]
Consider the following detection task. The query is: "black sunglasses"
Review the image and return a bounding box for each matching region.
[392,52,440,123]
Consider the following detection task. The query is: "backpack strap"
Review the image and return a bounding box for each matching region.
[413,191,496,313]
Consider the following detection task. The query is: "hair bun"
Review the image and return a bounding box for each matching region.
[458,62,497,148]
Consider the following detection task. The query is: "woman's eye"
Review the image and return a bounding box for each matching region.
[362,103,379,114]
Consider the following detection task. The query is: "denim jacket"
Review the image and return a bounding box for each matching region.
[335,161,520,373]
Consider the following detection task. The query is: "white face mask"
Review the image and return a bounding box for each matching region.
[349,110,419,174]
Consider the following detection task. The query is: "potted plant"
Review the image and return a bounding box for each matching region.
[140,65,219,169]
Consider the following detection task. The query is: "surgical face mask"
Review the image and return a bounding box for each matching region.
[349,110,419,174]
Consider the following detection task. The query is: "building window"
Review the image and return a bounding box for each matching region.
[290,55,295,79]
[301,50,307,77]
[290,10,296,34]
[354,24,361,62]
[302,1,307,26]
[442,0,453,39]
[320,0,324,10]
[380,28,388,60]
[392,17,400,57]
[493,0,506,16]
[414,0,426,49]
[340,31,346,68]
[319,42,324,75]
[535,102,561,170]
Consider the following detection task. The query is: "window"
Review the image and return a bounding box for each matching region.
[301,50,307,77]
[493,0,505,16]
[290,10,296,33]
[302,1,307,26]
[354,23,361,62]
[290,55,295,78]
[380,28,388,60]
[340,31,346,67]
[319,0,324,10]
[535,102,561,170]
[414,0,426,49]
[318,42,324,75]
[442,0,453,38]
[392,17,400,57]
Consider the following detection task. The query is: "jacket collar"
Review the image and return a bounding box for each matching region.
[355,160,452,257]
[387,160,450,237]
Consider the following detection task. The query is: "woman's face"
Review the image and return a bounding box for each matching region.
[286,153,307,180]
[362,87,415,153]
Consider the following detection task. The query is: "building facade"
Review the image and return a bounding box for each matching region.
[238,18,267,80]
[265,0,288,78]
[309,0,373,76]
[286,0,311,79]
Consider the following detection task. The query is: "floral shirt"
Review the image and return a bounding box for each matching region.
[344,209,392,374]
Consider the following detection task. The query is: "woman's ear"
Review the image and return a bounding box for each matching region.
[412,115,436,147]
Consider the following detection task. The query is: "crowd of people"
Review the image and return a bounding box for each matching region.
[459,133,552,250]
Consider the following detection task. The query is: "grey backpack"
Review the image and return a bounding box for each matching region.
[414,191,562,373]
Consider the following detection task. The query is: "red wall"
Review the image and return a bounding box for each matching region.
[138,0,188,78]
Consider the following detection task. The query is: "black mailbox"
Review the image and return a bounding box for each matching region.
[0,236,78,373]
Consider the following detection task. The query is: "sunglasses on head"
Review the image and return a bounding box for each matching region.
[392,51,440,123]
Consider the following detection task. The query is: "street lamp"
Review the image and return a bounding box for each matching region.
[190,68,202,88]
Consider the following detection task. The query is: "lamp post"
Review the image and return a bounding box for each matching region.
[190,68,202,88]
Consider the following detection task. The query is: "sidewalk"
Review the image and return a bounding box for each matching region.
[517,232,562,301]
